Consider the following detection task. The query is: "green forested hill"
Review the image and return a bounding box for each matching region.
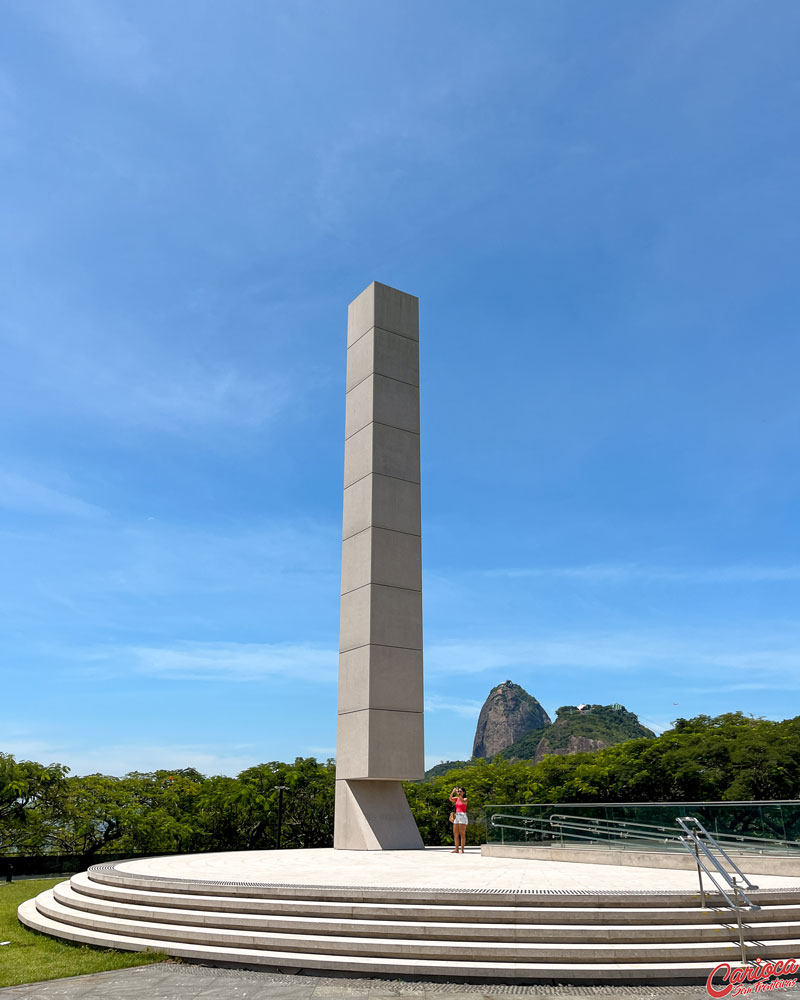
[493,728,547,761]
[497,704,655,761]
[422,759,472,780]
[424,704,654,778]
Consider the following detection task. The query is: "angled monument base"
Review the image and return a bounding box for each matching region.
[334,779,424,851]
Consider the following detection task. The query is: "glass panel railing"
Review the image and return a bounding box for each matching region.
[484,801,800,856]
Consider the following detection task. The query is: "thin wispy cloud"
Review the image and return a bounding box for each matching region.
[86,640,338,683]
[485,564,800,584]
[310,18,546,238]
[127,364,292,433]
[0,470,105,519]
[0,514,339,642]
[72,628,800,690]
[5,736,258,778]
[426,630,800,680]
[425,695,485,719]
[1,312,294,436]
[686,681,800,695]
[19,0,157,90]
[0,71,20,159]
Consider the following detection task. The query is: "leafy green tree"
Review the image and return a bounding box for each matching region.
[38,774,133,862]
[227,762,290,849]
[192,775,245,851]
[119,770,206,854]
[0,753,67,853]
[279,757,335,848]
[38,769,210,860]
[186,758,336,852]
[232,758,336,849]
[406,758,539,845]
[6,712,800,858]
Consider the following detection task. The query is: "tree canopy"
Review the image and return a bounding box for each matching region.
[2,713,798,855]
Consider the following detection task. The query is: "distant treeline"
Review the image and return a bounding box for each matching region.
[3,713,799,857]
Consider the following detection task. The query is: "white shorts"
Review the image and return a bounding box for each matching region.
[453,813,468,825]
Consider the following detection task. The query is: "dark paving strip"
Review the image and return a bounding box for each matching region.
[8,964,800,1000]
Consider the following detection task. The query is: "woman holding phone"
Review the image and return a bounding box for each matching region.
[449,787,468,854]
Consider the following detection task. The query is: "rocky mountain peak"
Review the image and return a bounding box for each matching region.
[472,681,551,759]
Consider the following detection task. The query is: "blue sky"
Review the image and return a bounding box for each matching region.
[2,1,800,776]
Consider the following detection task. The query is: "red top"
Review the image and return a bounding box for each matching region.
[455,798,467,813]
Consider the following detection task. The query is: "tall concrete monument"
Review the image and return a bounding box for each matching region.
[334,281,425,850]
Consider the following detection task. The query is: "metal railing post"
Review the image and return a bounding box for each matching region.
[694,838,705,907]
[737,899,747,964]
[677,816,759,965]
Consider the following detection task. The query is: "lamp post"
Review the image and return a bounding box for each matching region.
[275,785,288,850]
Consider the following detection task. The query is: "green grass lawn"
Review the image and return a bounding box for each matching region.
[0,878,169,988]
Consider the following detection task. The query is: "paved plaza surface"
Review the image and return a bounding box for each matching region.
[114,846,800,892]
[17,849,800,996]
[7,963,800,1000]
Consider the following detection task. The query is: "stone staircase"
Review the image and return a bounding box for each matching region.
[18,862,800,984]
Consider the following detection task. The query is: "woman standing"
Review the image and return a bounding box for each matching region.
[449,787,468,854]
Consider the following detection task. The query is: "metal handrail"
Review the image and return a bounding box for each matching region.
[677,816,759,902]
[550,814,679,843]
[489,811,800,855]
[487,798,800,807]
[550,813,800,850]
[489,809,763,963]
[677,816,760,964]
[680,817,758,890]
[489,814,564,843]
[489,813,683,850]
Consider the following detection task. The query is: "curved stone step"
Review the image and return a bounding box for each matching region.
[83,864,746,907]
[14,895,759,984]
[85,863,800,908]
[31,888,800,965]
[71,871,800,927]
[52,881,800,945]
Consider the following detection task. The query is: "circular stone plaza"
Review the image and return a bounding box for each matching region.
[18,846,800,984]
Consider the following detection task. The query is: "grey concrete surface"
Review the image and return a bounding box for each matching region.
[346,328,420,391]
[343,424,421,488]
[347,280,419,345]
[4,961,774,999]
[340,527,422,595]
[339,584,425,656]
[345,375,420,438]
[341,474,421,539]
[334,780,426,851]
[481,843,800,875]
[338,646,423,715]
[105,845,800,891]
[336,709,424,779]
[335,282,423,849]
